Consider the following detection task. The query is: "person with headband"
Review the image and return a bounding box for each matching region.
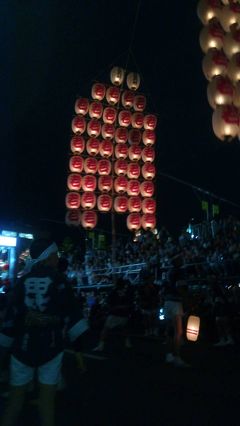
[0,238,88,426]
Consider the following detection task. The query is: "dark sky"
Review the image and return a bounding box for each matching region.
[2,0,240,236]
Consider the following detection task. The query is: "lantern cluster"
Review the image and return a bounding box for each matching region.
[197,0,240,141]
[66,66,157,231]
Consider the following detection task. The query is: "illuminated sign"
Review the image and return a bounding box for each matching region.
[0,236,17,247]
[1,230,17,238]
[18,233,34,239]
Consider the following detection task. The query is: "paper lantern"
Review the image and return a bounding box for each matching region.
[110,67,125,86]
[115,144,128,159]
[202,49,229,81]
[89,101,103,119]
[128,145,142,161]
[91,83,106,100]
[142,130,156,146]
[114,196,128,212]
[106,86,120,105]
[212,104,239,141]
[132,113,144,129]
[98,159,112,175]
[141,214,156,231]
[71,115,86,134]
[103,107,117,124]
[70,135,85,154]
[65,192,81,209]
[186,315,200,342]
[223,27,240,59]
[227,52,240,82]
[86,138,100,156]
[140,181,155,197]
[126,72,140,91]
[127,179,141,196]
[133,95,146,112]
[101,123,115,139]
[67,174,82,191]
[219,3,240,32]
[65,209,81,226]
[207,76,235,109]
[143,114,157,130]
[128,196,142,212]
[197,0,222,26]
[127,163,140,179]
[127,213,141,231]
[114,176,128,193]
[74,98,89,115]
[128,129,142,145]
[99,140,113,158]
[142,198,156,214]
[97,194,112,212]
[114,159,128,176]
[82,175,97,192]
[142,163,156,180]
[233,81,240,107]
[98,175,113,192]
[81,211,97,229]
[142,146,155,162]
[69,156,84,173]
[199,21,225,54]
[84,157,98,174]
[122,90,135,108]
[81,192,96,210]
[87,118,101,137]
[115,127,128,143]
[118,110,132,127]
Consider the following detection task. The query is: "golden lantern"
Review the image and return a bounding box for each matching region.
[233,81,240,107]
[219,3,240,32]
[140,181,155,197]
[71,115,86,134]
[141,163,156,180]
[74,98,89,115]
[132,113,144,129]
[142,146,155,162]
[69,156,84,173]
[65,210,81,226]
[128,196,142,213]
[212,104,239,141]
[143,114,157,130]
[114,176,128,193]
[207,75,235,109]
[81,192,96,210]
[81,211,97,229]
[89,101,103,119]
[121,90,134,109]
[127,163,141,179]
[227,52,240,82]
[128,145,142,162]
[118,110,132,127]
[202,48,228,81]
[70,135,85,154]
[114,159,128,176]
[98,159,112,175]
[115,127,128,144]
[99,140,113,158]
[67,174,82,191]
[133,95,146,112]
[103,107,117,124]
[84,157,98,175]
[91,83,106,100]
[82,175,97,192]
[114,196,128,213]
[65,192,81,209]
[141,214,156,231]
[197,0,222,26]
[127,213,141,231]
[199,21,225,54]
[186,315,200,342]
[98,176,113,192]
[127,179,141,196]
[110,67,125,86]
[106,86,120,105]
[86,138,100,156]
[115,144,128,159]
[97,194,112,212]
[142,198,156,214]
[223,27,240,59]
[142,130,156,146]
[126,72,140,91]
[87,118,101,138]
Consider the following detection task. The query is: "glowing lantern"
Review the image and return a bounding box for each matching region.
[98,175,113,192]
[91,83,106,100]
[74,98,89,115]
[115,144,128,159]
[143,114,157,130]
[202,49,229,81]
[115,127,128,143]
[132,113,144,129]
[223,27,240,59]
[142,198,156,214]
[89,101,103,119]
[212,104,239,141]
[142,146,155,162]
[233,81,240,107]
[207,76,235,109]
[81,192,96,210]
[142,163,156,180]
[67,174,82,191]
[110,67,125,86]
[114,176,128,193]
[219,3,240,32]
[98,159,112,175]
[140,181,155,197]
[186,315,200,342]
[122,90,135,108]
[228,52,240,82]
[141,214,156,231]
[106,86,120,105]
[99,140,113,158]
[69,156,84,173]
[103,107,117,124]
[71,115,86,134]
[114,196,128,212]
[65,192,81,209]
[70,135,85,154]
[126,72,140,91]
[133,95,146,112]
[87,118,101,137]
[118,110,132,127]
[199,21,225,54]
[86,138,100,156]
[101,123,115,139]
[65,210,81,226]
[142,130,156,146]
[82,175,97,192]
[97,195,112,212]
[197,0,222,26]
[127,163,141,179]
[114,159,128,176]
[128,145,142,161]
[128,129,142,145]
[84,158,98,174]
[81,211,97,230]
[127,213,141,231]
[128,196,142,212]
[127,180,141,196]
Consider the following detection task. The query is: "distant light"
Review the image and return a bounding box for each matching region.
[1,230,17,238]
[159,308,165,321]
[18,233,34,239]
[0,236,17,247]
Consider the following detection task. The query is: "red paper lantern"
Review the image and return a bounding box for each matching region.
[128,196,142,212]
[114,159,128,176]
[142,130,156,146]
[114,196,128,212]
[197,0,222,25]
[127,163,141,179]
[101,123,115,139]
[118,110,132,127]
[98,159,112,175]
[97,194,112,212]
[121,90,135,109]
[143,114,158,130]
[142,146,155,162]
[110,67,125,86]
[141,214,156,231]
[65,192,81,209]
[69,156,84,173]
[212,104,239,141]
[71,115,86,134]
[74,98,89,115]
[233,81,240,107]
[114,176,128,193]
[65,210,81,226]
[128,145,142,161]
[199,21,225,54]
[132,113,144,129]
[128,129,142,145]
[223,27,240,59]
[142,163,156,180]
[99,140,113,158]
[89,101,103,119]
[86,138,100,156]
[115,144,128,159]
[126,72,140,91]
[133,95,146,112]
[219,3,240,32]
[103,107,117,124]
[127,179,141,196]
[67,174,82,191]
[127,213,141,231]
[228,52,240,82]
[207,76,235,109]
[115,127,128,143]
[87,118,101,137]
[70,135,85,154]
[140,181,155,197]
[202,49,229,81]
[142,198,156,214]
[91,83,106,100]
[98,175,113,192]
[84,157,98,174]
[81,192,96,210]
[82,175,97,192]
[81,211,97,229]
[106,86,120,105]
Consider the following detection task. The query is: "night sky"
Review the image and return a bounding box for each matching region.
[2,0,240,237]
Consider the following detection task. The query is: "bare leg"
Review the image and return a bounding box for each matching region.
[38,384,56,426]
[0,384,27,426]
